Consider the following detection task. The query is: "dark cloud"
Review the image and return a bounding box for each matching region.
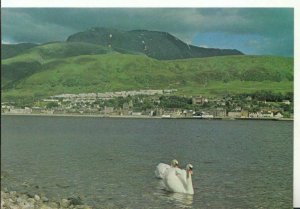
[2,9,76,43]
[1,8,294,56]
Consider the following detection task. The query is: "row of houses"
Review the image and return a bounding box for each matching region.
[200,109,284,119]
[1,104,288,119]
[101,107,286,119]
[50,89,177,103]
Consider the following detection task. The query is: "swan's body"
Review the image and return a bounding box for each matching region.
[163,164,194,195]
[155,159,179,179]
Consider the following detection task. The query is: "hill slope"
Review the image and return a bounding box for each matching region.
[1,42,120,88]
[1,43,39,59]
[66,27,243,60]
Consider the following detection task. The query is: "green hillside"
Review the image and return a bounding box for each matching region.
[2,42,114,64]
[1,43,38,59]
[1,41,293,103]
[1,42,118,88]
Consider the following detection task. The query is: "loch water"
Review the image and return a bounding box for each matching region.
[1,115,293,208]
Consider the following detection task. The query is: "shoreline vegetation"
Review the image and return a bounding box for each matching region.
[1,189,93,209]
[1,113,293,121]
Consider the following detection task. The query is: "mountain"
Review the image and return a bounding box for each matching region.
[66,27,243,60]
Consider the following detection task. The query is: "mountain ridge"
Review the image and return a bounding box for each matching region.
[66,27,244,60]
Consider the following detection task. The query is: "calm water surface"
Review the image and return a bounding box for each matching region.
[1,115,293,209]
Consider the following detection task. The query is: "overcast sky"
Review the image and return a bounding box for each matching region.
[1,8,294,57]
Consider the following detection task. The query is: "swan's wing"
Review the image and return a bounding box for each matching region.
[155,163,171,179]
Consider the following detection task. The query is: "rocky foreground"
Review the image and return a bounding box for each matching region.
[1,189,93,209]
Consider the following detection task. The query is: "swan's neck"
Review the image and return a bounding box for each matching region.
[185,171,194,194]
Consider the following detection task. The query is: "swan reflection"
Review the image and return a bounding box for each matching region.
[166,192,194,207]
[155,181,194,208]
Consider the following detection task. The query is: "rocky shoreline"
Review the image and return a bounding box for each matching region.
[1,189,93,209]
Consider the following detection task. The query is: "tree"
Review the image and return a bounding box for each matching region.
[46,102,59,109]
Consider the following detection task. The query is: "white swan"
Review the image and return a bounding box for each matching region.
[163,164,194,195]
[155,159,179,179]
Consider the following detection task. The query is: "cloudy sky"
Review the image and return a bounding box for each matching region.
[1,8,294,57]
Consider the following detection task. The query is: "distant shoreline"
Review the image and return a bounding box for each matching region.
[1,113,161,119]
[1,113,293,121]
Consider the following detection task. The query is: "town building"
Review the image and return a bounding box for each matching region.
[228,111,241,118]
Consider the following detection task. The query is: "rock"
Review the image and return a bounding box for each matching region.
[68,196,82,205]
[34,194,41,201]
[11,195,17,202]
[2,202,8,208]
[9,205,21,209]
[40,205,54,209]
[26,192,35,198]
[23,201,35,209]
[10,191,17,196]
[61,198,71,208]
[1,191,8,199]
[41,196,49,202]
[27,197,36,204]
[48,201,59,208]
[15,196,34,209]
[16,197,24,203]
[74,205,93,209]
